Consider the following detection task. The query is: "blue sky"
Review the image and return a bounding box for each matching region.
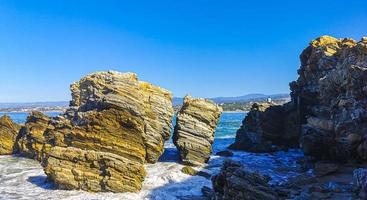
[0,0,366,102]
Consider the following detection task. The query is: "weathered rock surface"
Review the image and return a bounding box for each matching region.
[0,115,21,155]
[44,146,146,192]
[211,160,278,200]
[230,36,367,163]
[16,111,55,161]
[353,168,367,198]
[173,96,222,166]
[15,71,174,192]
[229,102,299,152]
[293,36,367,162]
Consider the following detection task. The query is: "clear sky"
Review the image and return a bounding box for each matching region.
[0,0,366,102]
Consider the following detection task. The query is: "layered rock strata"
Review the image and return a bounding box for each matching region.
[16,71,174,192]
[0,115,21,155]
[211,160,278,200]
[173,96,222,166]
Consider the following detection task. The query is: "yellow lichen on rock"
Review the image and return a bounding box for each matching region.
[0,115,21,155]
[15,71,174,193]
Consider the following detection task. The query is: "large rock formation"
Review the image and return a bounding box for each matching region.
[229,101,299,152]
[0,115,21,155]
[173,96,222,166]
[16,71,174,192]
[230,36,367,163]
[211,160,278,200]
[294,36,367,162]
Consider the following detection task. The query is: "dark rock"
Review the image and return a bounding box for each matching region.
[314,161,339,177]
[211,160,278,200]
[229,102,299,153]
[216,150,234,157]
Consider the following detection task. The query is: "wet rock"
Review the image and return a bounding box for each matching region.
[229,102,298,152]
[173,96,222,166]
[181,166,198,176]
[17,71,174,192]
[216,150,234,157]
[0,115,21,155]
[212,160,278,200]
[314,161,339,177]
[353,168,367,198]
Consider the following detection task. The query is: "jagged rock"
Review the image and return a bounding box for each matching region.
[16,71,174,192]
[229,102,299,152]
[16,111,55,161]
[230,36,367,162]
[211,160,278,200]
[0,115,21,155]
[173,96,222,166]
[353,168,367,198]
[293,36,367,162]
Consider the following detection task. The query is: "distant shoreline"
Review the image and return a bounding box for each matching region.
[222,111,247,113]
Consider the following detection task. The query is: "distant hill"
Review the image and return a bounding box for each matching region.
[173,93,290,106]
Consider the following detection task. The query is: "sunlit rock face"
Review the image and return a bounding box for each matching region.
[173,96,222,166]
[0,115,21,155]
[293,36,367,162]
[16,71,174,192]
[16,111,55,161]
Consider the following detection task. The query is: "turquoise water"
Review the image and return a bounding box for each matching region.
[0,112,62,124]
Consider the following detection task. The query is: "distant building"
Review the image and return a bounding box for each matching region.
[267,97,272,103]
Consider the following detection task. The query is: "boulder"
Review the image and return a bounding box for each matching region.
[173,96,222,166]
[211,160,278,200]
[17,71,174,192]
[0,115,21,155]
[229,102,299,152]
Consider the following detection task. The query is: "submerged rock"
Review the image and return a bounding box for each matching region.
[15,71,174,192]
[211,160,278,200]
[173,96,222,166]
[0,115,21,155]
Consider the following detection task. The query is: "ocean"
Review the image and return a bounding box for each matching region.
[0,112,305,200]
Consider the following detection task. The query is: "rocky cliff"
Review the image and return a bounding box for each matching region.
[230,36,367,163]
[15,71,174,192]
[294,36,367,162]
[0,115,21,155]
[173,96,222,166]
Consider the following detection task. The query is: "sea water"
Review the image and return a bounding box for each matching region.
[0,112,305,200]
